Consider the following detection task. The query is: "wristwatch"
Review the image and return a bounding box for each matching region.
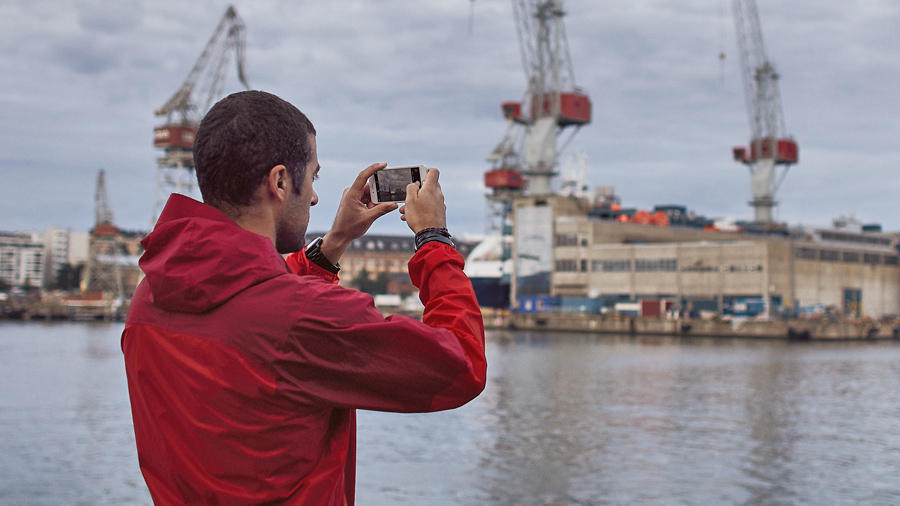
[414,227,455,251]
[304,237,341,274]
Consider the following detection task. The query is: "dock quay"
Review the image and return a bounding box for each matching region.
[21,301,125,321]
[1,292,127,322]
[3,296,897,340]
[482,310,900,341]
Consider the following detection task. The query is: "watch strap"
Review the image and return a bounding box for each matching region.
[304,237,341,274]
[415,228,455,251]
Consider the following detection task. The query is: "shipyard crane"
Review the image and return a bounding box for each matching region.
[83,169,123,298]
[151,5,249,224]
[730,0,798,223]
[484,0,591,235]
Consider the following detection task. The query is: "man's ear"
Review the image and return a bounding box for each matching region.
[267,165,288,202]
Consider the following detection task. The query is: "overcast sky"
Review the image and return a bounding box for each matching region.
[2,0,898,238]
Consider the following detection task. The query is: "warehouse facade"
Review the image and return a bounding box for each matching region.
[513,196,900,318]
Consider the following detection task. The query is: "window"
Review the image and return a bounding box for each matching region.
[555,234,579,247]
[796,248,817,260]
[863,253,881,265]
[842,251,860,263]
[555,259,579,272]
[884,255,899,266]
[593,259,631,272]
[819,250,840,262]
[819,231,891,247]
[635,259,677,272]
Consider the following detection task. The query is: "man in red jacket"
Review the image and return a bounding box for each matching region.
[122,90,486,505]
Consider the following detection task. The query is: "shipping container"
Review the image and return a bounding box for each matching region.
[640,299,662,317]
[614,302,640,317]
[640,298,677,318]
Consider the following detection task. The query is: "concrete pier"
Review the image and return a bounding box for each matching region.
[484,311,900,341]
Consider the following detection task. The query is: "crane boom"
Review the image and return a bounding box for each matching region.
[155,5,249,125]
[730,0,797,223]
[733,0,786,144]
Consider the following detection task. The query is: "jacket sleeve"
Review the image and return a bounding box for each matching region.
[274,241,486,413]
[284,248,340,284]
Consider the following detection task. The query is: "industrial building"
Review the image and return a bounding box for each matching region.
[512,195,900,319]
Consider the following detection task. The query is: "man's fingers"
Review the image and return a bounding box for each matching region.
[422,168,440,189]
[372,202,398,216]
[353,162,388,190]
[405,182,420,200]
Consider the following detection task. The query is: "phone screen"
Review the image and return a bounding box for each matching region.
[373,166,423,202]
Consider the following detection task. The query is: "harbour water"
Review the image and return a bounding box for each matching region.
[2,323,899,505]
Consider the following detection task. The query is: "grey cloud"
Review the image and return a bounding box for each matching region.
[75,0,144,34]
[51,36,120,75]
[1,0,899,234]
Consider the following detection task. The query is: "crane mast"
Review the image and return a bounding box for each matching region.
[730,0,797,223]
[151,5,249,225]
[485,0,591,237]
[83,169,123,298]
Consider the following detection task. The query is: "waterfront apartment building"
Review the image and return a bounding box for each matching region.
[513,196,900,318]
[41,227,89,285]
[0,233,45,288]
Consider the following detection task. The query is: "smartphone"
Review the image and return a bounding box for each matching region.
[368,165,427,203]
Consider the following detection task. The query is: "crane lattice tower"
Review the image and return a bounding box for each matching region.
[82,168,123,298]
[730,0,798,223]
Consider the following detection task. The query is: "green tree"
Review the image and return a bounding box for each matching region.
[56,263,84,292]
[353,268,389,295]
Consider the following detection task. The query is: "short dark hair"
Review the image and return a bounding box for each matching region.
[193,91,316,208]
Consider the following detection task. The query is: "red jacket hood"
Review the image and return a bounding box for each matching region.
[139,194,290,313]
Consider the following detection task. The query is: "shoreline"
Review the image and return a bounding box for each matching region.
[482,309,900,341]
[5,301,899,341]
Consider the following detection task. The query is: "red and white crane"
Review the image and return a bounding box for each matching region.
[484,0,591,235]
[151,5,249,224]
[730,0,797,223]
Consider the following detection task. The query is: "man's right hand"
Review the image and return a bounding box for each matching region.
[321,163,398,263]
[400,168,447,233]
